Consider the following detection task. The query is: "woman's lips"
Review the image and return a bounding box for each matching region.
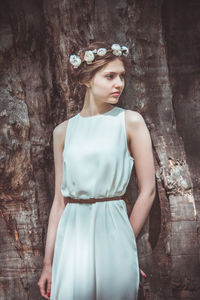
[111,92,120,97]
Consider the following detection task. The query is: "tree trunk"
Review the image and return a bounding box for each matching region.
[0,0,199,299]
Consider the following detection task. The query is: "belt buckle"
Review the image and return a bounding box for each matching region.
[87,198,96,203]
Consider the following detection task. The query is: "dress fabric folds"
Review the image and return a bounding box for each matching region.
[50,106,140,300]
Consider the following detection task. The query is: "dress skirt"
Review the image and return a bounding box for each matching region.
[50,199,140,300]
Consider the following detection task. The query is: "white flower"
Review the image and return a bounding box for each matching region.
[69,54,82,68]
[121,46,129,56]
[111,44,122,56]
[112,44,121,50]
[84,50,95,64]
[97,48,107,56]
[69,44,129,69]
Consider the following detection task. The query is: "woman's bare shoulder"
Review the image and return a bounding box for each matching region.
[53,113,78,145]
[53,120,68,137]
[125,109,145,128]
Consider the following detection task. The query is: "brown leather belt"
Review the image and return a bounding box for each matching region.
[64,194,127,204]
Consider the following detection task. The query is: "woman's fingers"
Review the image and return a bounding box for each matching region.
[38,278,47,297]
[47,278,51,299]
[139,268,147,289]
[139,268,147,278]
[38,277,50,299]
[38,265,52,299]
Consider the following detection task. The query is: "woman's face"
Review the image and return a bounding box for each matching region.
[87,58,126,104]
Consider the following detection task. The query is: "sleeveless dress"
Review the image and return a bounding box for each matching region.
[50,106,140,300]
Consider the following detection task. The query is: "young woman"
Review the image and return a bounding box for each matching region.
[38,41,156,300]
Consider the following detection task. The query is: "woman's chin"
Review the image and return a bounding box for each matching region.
[108,97,119,104]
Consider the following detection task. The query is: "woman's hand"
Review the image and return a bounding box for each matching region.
[38,264,52,299]
[139,268,147,289]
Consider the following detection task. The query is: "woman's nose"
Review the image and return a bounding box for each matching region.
[114,76,124,87]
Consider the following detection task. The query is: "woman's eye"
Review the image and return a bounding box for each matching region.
[106,74,125,80]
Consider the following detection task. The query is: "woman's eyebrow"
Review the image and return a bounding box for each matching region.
[103,71,126,74]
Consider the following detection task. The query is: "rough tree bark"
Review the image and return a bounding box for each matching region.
[0,0,199,299]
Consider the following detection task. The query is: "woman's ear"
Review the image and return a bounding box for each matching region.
[82,81,91,88]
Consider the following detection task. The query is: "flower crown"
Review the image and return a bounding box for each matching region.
[69,43,129,69]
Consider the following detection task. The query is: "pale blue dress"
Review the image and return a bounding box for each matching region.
[50,106,140,300]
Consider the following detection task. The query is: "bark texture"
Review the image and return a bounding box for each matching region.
[0,0,199,299]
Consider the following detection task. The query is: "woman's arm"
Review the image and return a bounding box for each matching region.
[126,110,156,239]
[38,120,68,299]
[43,122,67,265]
